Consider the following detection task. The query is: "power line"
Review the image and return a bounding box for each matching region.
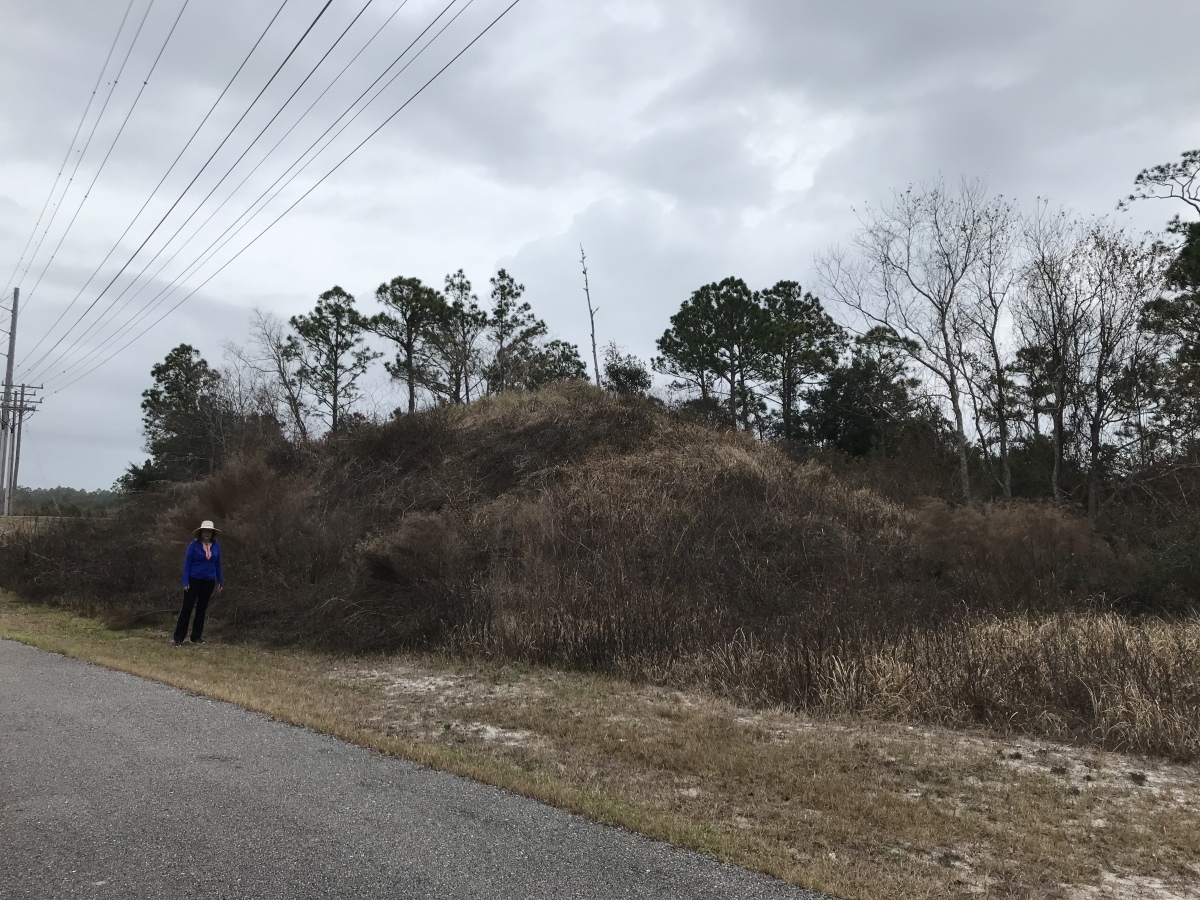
[11,0,152,297]
[20,0,192,309]
[17,0,292,366]
[79,0,416,342]
[18,0,337,380]
[31,0,459,386]
[40,0,474,389]
[23,0,382,384]
[1,0,136,301]
[49,0,525,395]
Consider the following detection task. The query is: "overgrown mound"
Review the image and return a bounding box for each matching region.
[12,383,1187,757]
[4,382,1114,647]
[162,382,930,650]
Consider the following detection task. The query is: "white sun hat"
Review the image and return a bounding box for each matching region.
[193,520,221,536]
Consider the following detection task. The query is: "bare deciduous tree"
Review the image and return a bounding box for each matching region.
[819,179,989,503]
[225,309,311,443]
[1015,206,1092,503]
[1014,212,1168,514]
[1076,223,1170,516]
[961,197,1021,498]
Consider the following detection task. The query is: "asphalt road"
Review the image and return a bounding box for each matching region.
[0,640,830,899]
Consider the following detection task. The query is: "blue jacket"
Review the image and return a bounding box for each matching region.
[182,540,223,587]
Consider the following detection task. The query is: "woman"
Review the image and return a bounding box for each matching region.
[174,520,224,647]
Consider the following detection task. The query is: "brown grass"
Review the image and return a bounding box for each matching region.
[3,595,1198,900]
[700,613,1200,760]
[0,383,1194,762]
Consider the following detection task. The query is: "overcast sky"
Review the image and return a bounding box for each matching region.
[1,0,1198,489]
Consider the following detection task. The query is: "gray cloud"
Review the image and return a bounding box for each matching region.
[1,0,1198,487]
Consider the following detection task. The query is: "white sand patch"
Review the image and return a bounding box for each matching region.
[329,667,548,706]
[339,672,462,695]
[455,722,535,746]
[971,734,1200,804]
[604,713,645,726]
[1065,871,1200,899]
[382,675,461,695]
[732,712,835,745]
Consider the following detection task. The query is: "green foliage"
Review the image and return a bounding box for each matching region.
[476,269,582,393]
[13,486,121,517]
[601,343,652,396]
[694,276,766,428]
[1124,148,1200,455]
[653,276,766,427]
[371,276,449,415]
[287,286,380,433]
[484,269,548,393]
[427,270,488,404]
[758,280,845,440]
[121,344,224,488]
[1122,148,1200,216]
[1141,220,1200,447]
[1123,510,1200,614]
[521,338,588,389]
[656,277,843,434]
[109,148,1200,533]
[798,330,933,457]
[1165,218,1200,295]
[653,290,719,404]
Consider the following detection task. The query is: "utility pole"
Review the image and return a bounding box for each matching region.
[1,383,40,516]
[0,286,18,510]
[5,385,23,516]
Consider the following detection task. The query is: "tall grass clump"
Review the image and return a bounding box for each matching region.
[704,612,1200,760]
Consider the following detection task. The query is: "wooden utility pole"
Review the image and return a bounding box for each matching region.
[0,286,18,509]
[579,246,600,386]
[1,383,40,516]
[5,385,24,515]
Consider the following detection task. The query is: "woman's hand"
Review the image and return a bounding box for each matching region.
[183,583,189,591]
[217,584,224,592]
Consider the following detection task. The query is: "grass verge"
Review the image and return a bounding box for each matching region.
[3,594,1198,900]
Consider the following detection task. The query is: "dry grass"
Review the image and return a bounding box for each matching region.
[4,595,1199,900]
[1,384,1195,761]
[700,612,1200,761]
[0,515,63,536]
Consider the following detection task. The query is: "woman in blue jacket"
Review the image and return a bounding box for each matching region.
[174,520,224,647]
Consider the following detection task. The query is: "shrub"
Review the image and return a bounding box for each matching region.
[6,382,1191,758]
[913,500,1123,609]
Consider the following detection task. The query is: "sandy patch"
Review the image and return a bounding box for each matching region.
[1065,871,1200,899]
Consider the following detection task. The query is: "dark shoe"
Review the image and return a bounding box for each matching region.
[189,638,206,645]
[172,641,183,648]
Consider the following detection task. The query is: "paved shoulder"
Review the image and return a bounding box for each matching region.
[0,640,828,899]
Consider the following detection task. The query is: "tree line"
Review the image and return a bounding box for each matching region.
[11,486,121,517]
[122,266,597,488]
[811,151,1200,515]
[653,150,1200,518]
[125,148,1200,523]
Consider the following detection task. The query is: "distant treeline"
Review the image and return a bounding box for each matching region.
[13,486,121,517]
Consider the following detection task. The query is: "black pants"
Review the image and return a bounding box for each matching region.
[174,579,216,643]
